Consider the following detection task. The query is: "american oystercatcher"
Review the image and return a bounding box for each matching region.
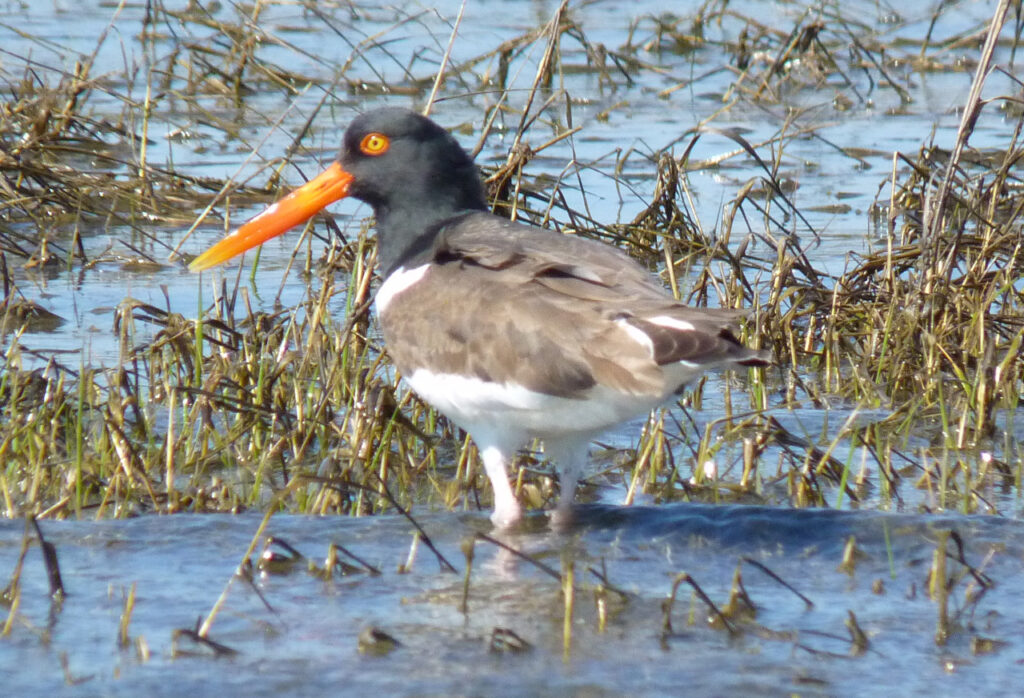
[190,108,770,527]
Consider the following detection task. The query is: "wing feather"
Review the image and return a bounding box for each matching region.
[379,213,767,400]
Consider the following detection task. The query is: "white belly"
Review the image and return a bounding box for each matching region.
[405,368,669,442]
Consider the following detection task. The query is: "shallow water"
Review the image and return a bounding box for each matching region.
[3,0,1024,694]
[2,506,1021,696]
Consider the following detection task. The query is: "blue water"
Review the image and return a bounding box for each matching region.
[2,506,1021,696]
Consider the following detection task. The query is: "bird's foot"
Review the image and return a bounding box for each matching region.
[490,500,524,530]
[547,504,576,531]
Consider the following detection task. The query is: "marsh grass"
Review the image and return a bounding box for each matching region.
[0,0,1021,524]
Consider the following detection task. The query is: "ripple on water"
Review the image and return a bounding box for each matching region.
[1,506,1022,696]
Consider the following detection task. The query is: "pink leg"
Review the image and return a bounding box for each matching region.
[544,435,589,528]
[480,444,522,528]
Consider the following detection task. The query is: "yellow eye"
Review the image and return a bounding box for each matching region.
[360,133,390,156]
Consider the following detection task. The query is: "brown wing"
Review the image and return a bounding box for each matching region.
[379,213,767,399]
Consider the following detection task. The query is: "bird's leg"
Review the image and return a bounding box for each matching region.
[544,436,589,528]
[549,471,579,528]
[479,444,522,528]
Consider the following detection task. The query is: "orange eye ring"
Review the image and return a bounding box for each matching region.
[359,133,390,156]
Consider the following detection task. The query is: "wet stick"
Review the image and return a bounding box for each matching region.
[931,529,950,646]
[198,507,275,637]
[118,582,137,649]
[459,536,474,616]
[562,554,574,662]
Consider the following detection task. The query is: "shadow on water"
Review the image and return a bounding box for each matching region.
[2,505,1021,696]
[574,502,1024,557]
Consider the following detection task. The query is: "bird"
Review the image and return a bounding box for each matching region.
[189,107,770,528]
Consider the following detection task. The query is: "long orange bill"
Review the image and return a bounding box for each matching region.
[189,161,354,271]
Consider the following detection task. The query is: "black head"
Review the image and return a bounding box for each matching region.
[189,108,487,274]
[338,108,487,215]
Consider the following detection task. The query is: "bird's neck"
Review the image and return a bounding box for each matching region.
[374,184,486,276]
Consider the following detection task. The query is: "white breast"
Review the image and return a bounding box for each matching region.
[376,264,431,313]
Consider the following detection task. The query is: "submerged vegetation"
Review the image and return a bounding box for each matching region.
[0,0,1022,524]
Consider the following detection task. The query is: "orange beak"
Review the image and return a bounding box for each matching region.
[189,161,354,271]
